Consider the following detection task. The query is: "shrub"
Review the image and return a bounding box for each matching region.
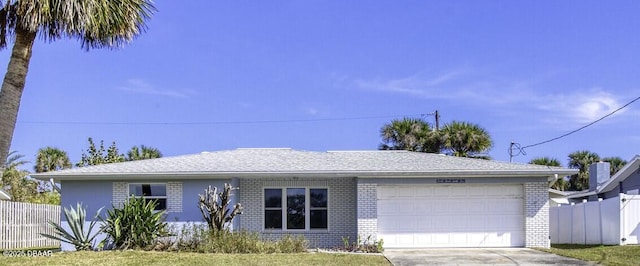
[198,184,243,231]
[41,203,103,251]
[339,235,384,253]
[101,196,168,250]
[155,224,307,253]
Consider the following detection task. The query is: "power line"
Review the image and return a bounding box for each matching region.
[522,96,640,149]
[17,113,434,126]
[509,95,640,161]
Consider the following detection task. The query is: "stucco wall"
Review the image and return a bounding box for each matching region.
[60,180,113,221]
[238,177,357,248]
[63,179,230,222]
[603,171,640,199]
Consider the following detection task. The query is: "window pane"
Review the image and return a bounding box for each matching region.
[310,189,327,208]
[264,210,282,229]
[310,210,328,229]
[145,198,166,211]
[264,189,282,208]
[149,184,166,196]
[129,184,142,196]
[287,188,305,229]
[129,184,166,196]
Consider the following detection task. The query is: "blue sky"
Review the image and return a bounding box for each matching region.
[3,0,640,170]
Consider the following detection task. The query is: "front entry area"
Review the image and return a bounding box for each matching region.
[377,184,525,248]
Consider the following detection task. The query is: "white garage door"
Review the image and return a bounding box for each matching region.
[377,184,524,248]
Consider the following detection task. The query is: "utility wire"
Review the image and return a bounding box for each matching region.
[18,113,434,126]
[522,95,640,149]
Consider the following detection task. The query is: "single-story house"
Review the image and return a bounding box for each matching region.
[566,155,640,203]
[0,188,10,201]
[32,148,577,249]
[549,156,640,245]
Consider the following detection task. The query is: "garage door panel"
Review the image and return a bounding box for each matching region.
[377,184,524,248]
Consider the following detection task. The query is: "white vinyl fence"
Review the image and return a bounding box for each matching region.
[550,193,640,245]
[0,201,61,250]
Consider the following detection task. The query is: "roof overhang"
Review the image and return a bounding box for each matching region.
[0,189,11,200]
[32,168,577,181]
[595,155,640,194]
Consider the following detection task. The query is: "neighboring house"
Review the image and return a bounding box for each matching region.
[31,148,576,249]
[549,156,640,245]
[0,188,10,201]
[566,155,640,203]
[548,189,571,206]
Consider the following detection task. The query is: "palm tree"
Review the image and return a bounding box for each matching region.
[440,121,493,158]
[1,151,36,201]
[567,150,600,191]
[529,157,568,190]
[379,118,439,153]
[126,145,162,161]
[34,147,71,173]
[0,0,156,168]
[602,156,627,176]
[529,157,562,167]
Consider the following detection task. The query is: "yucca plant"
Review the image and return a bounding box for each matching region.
[101,196,168,250]
[41,203,104,251]
[198,183,243,231]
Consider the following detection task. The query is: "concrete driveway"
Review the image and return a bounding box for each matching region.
[383,248,598,266]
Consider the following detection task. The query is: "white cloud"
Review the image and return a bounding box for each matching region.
[537,90,626,126]
[353,69,467,99]
[116,79,193,98]
[350,69,634,127]
[351,68,534,105]
[237,101,253,108]
[304,107,319,115]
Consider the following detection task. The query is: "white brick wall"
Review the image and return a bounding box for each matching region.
[112,182,127,208]
[167,182,183,213]
[524,182,550,248]
[238,177,357,248]
[356,182,377,241]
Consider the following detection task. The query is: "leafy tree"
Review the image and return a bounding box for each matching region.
[0,0,156,168]
[76,138,125,167]
[379,117,439,153]
[602,156,627,176]
[529,157,568,191]
[126,145,162,161]
[567,150,600,191]
[440,121,493,159]
[35,147,71,173]
[1,151,37,201]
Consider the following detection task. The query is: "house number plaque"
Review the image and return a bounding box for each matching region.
[436,178,466,183]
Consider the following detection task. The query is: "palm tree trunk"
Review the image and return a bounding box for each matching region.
[0,27,36,166]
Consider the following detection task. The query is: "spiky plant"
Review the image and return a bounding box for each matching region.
[101,196,167,250]
[41,203,104,251]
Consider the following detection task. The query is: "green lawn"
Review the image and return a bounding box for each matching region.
[1,250,391,266]
[540,244,640,266]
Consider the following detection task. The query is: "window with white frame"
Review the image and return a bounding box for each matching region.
[264,188,328,230]
[129,183,167,211]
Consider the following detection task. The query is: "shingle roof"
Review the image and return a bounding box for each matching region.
[566,155,640,199]
[31,148,577,180]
